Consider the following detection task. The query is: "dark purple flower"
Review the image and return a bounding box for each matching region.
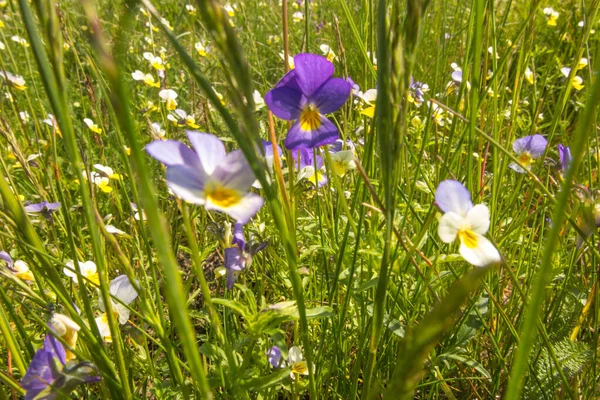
[267,346,282,368]
[265,54,351,150]
[21,332,100,399]
[558,144,572,173]
[509,134,548,173]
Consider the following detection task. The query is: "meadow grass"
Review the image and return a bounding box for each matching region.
[0,0,600,398]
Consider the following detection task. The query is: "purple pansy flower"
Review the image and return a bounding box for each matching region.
[509,134,548,173]
[224,228,266,289]
[265,53,351,150]
[267,346,282,368]
[24,201,61,221]
[292,148,328,187]
[558,144,572,173]
[146,132,264,224]
[21,332,100,399]
[0,251,13,269]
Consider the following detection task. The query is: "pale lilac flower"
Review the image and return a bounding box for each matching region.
[146,132,264,224]
[435,180,501,267]
[558,144,572,173]
[509,134,547,173]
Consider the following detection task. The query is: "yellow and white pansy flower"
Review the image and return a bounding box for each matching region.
[84,118,103,134]
[49,313,80,361]
[95,275,139,342]
[253,90,265,111]
[0,71,27,90]
[64,260,100,285]
[143,52,165,71]
[159,89,178,110]
[435,180,501,267]
[167,109,200,129]
[287,346,309,379]
[131,70,160,88]
[561,67,584,91]
[359,88,377,118]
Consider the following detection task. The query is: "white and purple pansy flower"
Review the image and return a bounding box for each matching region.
[292,148,328,188]
[435,180,501,267]
[509,134,548,173]
[146,132,264,224]
[265,53,351,150]
[224,225,266,289]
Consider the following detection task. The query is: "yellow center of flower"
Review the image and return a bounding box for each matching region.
[300,104,321,131]
[205,184,241,208]
[517,152,532,167]
[458,228,478,249]
[291,361,308,375]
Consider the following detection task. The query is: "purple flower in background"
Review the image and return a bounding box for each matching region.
[0,251,13,269]
[224,228,266,289]
[24,201,61,221]
[347,77,360,97]
[558,144,572,173]
[292,148,328,187]
[267,346,282,368]
[146,132,264,224]
[509,134,548,173]
[265,53,351,150]
[21,332,100,399]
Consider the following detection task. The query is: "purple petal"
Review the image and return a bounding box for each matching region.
[274,69,302,91]
[284,116,339,150]
[24,202,46,213]
[558,144,572,172]
[291,147,313,170]
[451,70,463,83]
[435,180,473,216]
[512,134,547,157]
[212,150,256,194]
[0,251,13,268]
[310,77,351,114]
[225,247,245,289]
[267,346,282,368]
[146,140,200,167]
[264,86,305,120]
[232,222,245,251]
[165,165,206,205]
[45,202,61,211]
[293,53,334,97]
[186,131,226,175]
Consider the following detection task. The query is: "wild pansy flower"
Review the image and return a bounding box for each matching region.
[105,225,127,236]
[88,170,113,193]
[131,202,146,221]
[428,101,447,127]
[558,144,572,174]
[131,70,160,88]
[185,4,197,15]
[195,41,208,57]
[167,109,200,129]
[94,164,121,180]
[509,134,547,173]
[49,313,80,362]
[0,251,34,281]
[96,275,138,342]
[408,78,428,107]
[24,201,61,220]
[11,35,29,47]
[159,89,178,110]
[561,67,584,90]
[267,346,309,379]
[253,90,265,111]
[319,44,337,62]
[577,58,588,70]
[143,52,165,71]
[359,88,377,118]
[146,131,264,224]
[265,53,351,149]
[543,7,559,26]
[329,140,356,177]
[524,67,534,84]
[292,11,304,22]
[43,114,61,136]
[435,180,501,267]
[224,227,266,289]
[292,148,328,187]
[21,332,100,399]
[0,71,27,90]
[64,260,100,285]
[84,118,102,134]
[150,122,166,139]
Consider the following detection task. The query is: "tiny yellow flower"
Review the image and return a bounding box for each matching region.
[543,7,559,26]
[186,4,197,15]
[195,41,208,57]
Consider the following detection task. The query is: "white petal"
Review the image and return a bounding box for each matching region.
[288,346,303,365]
[465,204,490,235]
[459,234,501,267]
[438,212,463,243]
[206,193,264,224]
[110,275,138,305]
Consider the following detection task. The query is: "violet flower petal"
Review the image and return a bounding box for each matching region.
[165,165,206,205]
[293,53,334,97]
[146,140,200,167]
[186,131,227,175]
[264,85,305,120]
[284,116,339,150]
[435,180,473,216]
[310,77,351,114]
